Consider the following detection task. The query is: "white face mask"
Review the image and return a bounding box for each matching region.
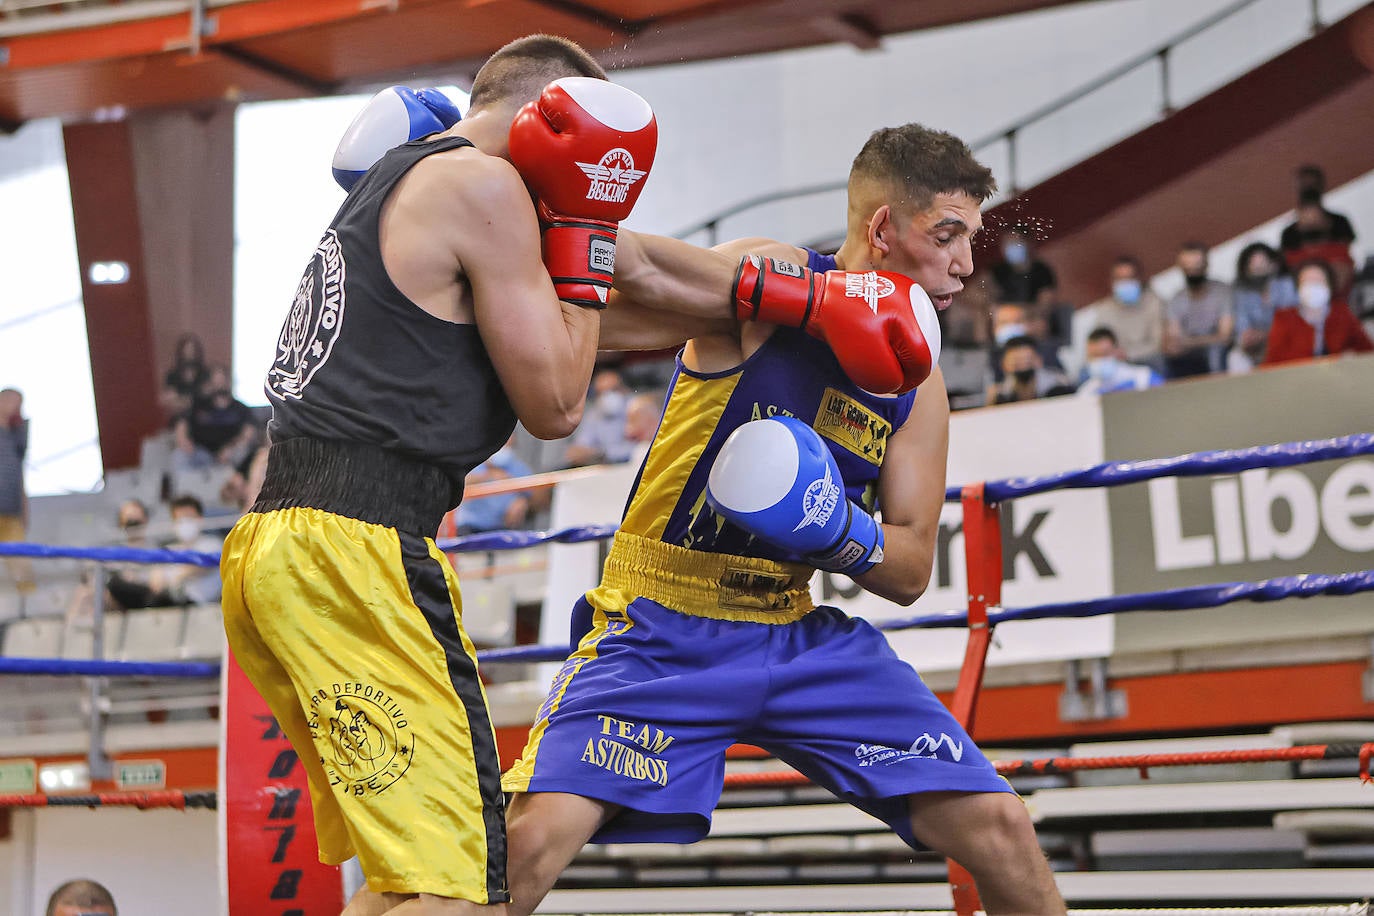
[597,390,628,417]
[1298,283,1331,318]
[1087,356,1120,382]
[995,323,1027,347]
[174,518,202,543]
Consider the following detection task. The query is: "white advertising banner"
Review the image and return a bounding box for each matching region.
[863,393,1114,672]
[543,392,1116,675]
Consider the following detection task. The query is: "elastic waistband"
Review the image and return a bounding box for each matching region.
[253,437,455,537]
[601,532,815,624]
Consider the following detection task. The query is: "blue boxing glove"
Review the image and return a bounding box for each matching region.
[706,417,884,576]
[331,86,463,191]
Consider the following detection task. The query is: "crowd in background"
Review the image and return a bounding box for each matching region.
[0,163,1371,600]
[943,163,1372,409]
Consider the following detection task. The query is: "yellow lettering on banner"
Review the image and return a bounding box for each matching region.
[648,729,676,754]
[617,720,635,739]
[596,714,616,735]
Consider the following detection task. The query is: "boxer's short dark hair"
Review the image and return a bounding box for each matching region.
[850,124,996,212]
[470,34,607,111]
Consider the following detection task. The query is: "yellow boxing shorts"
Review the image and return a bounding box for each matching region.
[220,438,508,903]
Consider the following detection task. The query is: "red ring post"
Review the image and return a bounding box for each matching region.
[951,483,1003,736]
[946,483,1004,915]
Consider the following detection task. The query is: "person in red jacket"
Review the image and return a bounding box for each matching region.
[1265,259,1373,365]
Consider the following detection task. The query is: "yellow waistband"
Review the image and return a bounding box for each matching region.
[598,532,815,624]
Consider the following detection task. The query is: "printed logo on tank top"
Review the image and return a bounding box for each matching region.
[576,147,647,203]
[267,229,347,401]
[813,387,892,465]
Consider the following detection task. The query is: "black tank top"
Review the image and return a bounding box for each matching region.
[264,136,516,509]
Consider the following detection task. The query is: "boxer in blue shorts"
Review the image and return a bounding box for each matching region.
[502,124,1066,914]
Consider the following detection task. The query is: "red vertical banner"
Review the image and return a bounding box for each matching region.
[221,649,344,915]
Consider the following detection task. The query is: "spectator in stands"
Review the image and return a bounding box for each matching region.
[456,436,537,534]
[220,444,270,512]
[102,499,178,612]
[159,333,208,424]
[1230,242,1298,372]
[1163,241,1233,378]
[622,391,665,465]
[1280,165,1356,288]
[1073,255,1166,376]
[987,302,1062,385]
[990,225,1057,307]
[1076,327,1162,395]
[1351,255,1374,328]
[562,367,634,466]
[45,878,117,916]
[0,387,35,601]
[989,336,1075,405]
[172,366,258,473]
[149,495,222,605]
[1264,259,1373,365]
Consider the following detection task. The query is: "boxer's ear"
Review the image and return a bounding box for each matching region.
[869,205,892,255]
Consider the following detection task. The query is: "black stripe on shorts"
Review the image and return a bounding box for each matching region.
[397,531,510,903]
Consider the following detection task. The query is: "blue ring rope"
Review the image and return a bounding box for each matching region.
[1,435,1368,678]
[0,435,1365,566]
[943,432,1374,503]
[7,568,1368,677]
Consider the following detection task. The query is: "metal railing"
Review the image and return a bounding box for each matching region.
[674,0,1338,246]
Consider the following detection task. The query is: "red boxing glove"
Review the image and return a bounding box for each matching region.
[734,256,941,394]
[509,78,658,308]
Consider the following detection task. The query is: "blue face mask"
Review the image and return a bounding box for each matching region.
[1003,241,1029,265]
[1112,279,1142,305]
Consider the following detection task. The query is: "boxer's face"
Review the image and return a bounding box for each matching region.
[884,191,982,311]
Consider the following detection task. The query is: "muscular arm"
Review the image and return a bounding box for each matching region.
[598,233,803,352]
[853,369,950,605]
[428,154,601,439]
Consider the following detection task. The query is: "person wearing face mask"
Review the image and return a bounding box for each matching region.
[0,387,35,603]
[1072,254,1166,379]
[457,434,539,534]
[1264,259,1372,365]
[172,365,260,474]
[1162,241,1233,378]
[560,366,635,467]
[989,226,1057,307]
[1076,327,1162,395]
[1229,242,1298,372]
[991,336,1075,404]
[985,302,1063,399]
[159,332,209,424]
[148,495,223,605]
[1280,165,1356,289]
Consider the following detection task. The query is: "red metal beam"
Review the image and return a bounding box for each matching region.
[64,120,163,472]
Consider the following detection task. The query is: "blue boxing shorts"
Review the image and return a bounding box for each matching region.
[501,534,1013,848]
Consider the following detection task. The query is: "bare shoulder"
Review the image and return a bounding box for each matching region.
[712,236,808,264]
[405,146,531,216]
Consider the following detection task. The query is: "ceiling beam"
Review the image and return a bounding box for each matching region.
[212,44,335,96]
[808,12,883,50]
[528,0,638,36]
